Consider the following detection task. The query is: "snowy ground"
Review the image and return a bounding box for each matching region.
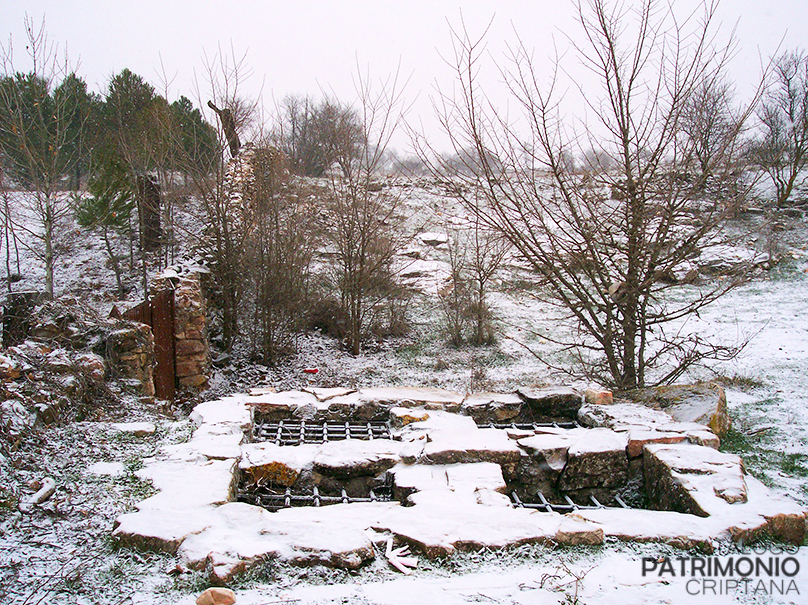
[1,181,807,604]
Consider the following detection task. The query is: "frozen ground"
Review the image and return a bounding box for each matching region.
[1,181,807,604]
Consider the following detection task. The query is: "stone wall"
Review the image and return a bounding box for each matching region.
[160,271,211,391]
[106,323,155,397]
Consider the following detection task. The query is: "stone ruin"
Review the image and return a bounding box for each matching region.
[113,385,806,583]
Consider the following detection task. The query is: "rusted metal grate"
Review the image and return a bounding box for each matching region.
[510,491,632,512]
[239,482,394,512]
[252,420,392,445]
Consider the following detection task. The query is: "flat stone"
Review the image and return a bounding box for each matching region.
[240,442,319,486]
[644,443,747,516]
[626,428,687,458]
[312,439,402,479]
[578,402,674,430]
[113,506,220,554]
[134,458,238,511]
[630,383,731,438]
[357,387,465,410]
[517,387,582,420]
[374,495,603,558]
[570,508,716,551]
[420,428,521,466]
[558,429,628,491]
[178,502,391,581]
[461,392,523,423]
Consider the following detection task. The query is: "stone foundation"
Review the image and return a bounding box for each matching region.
[113,386,807,584]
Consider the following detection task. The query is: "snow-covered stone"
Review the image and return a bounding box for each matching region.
[110,422,156,436]
[461,392,522,423]
[644,443,747,516]
[313,439,403,478]
[559,428,628,491]
[420,427,521,466]
[626,428,687,458]
[389,406,430,427]
[631,383,731,438]
[240,442,319,486]
[517,386,582,419]
[374,495,603,557]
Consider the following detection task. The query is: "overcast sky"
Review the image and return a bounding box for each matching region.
[2,0,807,154]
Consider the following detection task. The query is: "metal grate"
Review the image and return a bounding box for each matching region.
[476,421,580,430]
[253,420,393,445]
[239,482,394,512]
[510,491,632,512]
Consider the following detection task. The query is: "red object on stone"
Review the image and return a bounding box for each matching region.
[303,368,319,374]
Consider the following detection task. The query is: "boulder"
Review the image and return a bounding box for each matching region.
[584,388,613,405]
[630,383,730,438]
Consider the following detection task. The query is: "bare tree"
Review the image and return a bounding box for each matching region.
[752,49,808,207]
[439,219,508,347]
[0,17,84,297]
[275,94,364,177]
[681,75,739,185]
[243,144,314,362]
[328,67,408,355]
[423,0,759,390]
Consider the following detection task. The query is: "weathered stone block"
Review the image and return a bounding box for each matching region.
[517,387,582,420]
[644,443,747,516]
[558,429,628,491]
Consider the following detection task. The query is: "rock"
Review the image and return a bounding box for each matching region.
[630,383,730,438]
[584,388,613,405]
[313,439,402,479]
[420,428,521,466]
[75,352,106,383]
[240,442,319,487]
[626,428,687,458]
[196,587,236,605]
[517,387,582,420]
[418,232,449,246]
[389,406,429,427]
[644,443,747,516]
[461,392,523,423]
[558,429,628,491]
[0,354,22,380]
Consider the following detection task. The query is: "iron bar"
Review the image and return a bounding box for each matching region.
[509,491,633,512]
[253,421,392,445]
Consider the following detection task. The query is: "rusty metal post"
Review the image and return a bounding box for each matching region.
[150,288,175,401]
